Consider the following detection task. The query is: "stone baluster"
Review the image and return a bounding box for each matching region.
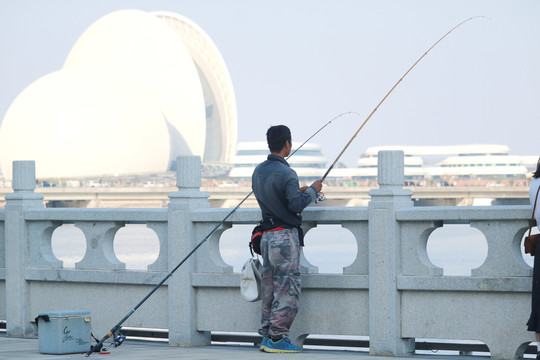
[471,219,532,277]
[0,218,4,273]
[74,221,125,270]
[299,221,318,273]
[368,151,415,356]
[4,161,44,336]
[167,156,211,346]
[27,220,63,269]
[146,221,168,272]
[199,221,233,273]
[342,219,369,275]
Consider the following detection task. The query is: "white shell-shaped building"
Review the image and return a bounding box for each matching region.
[0,10,237,179]
[153,11,238,165]
[229,142,328,180]
[0,68,171,178]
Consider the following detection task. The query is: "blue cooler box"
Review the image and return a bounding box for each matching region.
[36,310,91,354]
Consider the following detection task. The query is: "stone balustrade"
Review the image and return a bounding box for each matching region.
[0,152,535,359]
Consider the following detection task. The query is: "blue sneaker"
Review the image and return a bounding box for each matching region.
[263,337,302,353]
[259,337,268,351]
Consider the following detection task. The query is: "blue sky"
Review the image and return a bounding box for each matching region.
[0,0,538,167]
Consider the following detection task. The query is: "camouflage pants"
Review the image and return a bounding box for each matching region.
[258,228,301,339]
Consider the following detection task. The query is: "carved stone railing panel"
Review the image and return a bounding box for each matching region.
[1,156,535,360]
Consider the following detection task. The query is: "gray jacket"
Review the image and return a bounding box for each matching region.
[252,154,317,227]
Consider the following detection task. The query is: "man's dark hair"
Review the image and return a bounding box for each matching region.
[266,125,291,153]
[534,157,540,179]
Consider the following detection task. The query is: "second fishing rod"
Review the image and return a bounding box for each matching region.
[85,110,358,357]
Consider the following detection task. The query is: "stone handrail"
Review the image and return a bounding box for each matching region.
[0,153,535,359]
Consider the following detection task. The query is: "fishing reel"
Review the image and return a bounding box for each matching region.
[88,330,125,356]
[315,192,326,204]
[113,334,126,347]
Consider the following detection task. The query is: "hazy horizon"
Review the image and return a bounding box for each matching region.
[1,0,538,171]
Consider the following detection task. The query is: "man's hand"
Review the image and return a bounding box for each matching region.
[310,179,324,193]
[299,186,309,193]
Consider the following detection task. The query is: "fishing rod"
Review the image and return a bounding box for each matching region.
[321,16,490,180]
[85,111,357,357]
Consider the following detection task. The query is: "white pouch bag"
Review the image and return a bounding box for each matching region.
[240,258,263,302]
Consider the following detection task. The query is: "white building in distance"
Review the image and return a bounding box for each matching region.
[356,144,537,179]
[229,143,537,181]
[229,142,327,181]
[0,10,237,179]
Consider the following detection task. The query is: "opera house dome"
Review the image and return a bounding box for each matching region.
[0,9,237,179]
[0,68,171,178]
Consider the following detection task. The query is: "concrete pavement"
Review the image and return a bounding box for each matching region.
[0,334,484,360]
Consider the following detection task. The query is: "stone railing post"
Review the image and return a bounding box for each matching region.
[167,156,210,346]
[4,161,44,336]
[368,151,414,355]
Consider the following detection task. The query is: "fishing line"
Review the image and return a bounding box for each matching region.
[288,111,360,159]
[85,111,357,357]
[321,16,490,180]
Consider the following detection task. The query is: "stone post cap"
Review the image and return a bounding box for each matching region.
[12,160,36,192]
[176,156,202,189]
[378,150,404,187]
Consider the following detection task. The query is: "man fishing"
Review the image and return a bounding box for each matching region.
[252,125,323,353]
